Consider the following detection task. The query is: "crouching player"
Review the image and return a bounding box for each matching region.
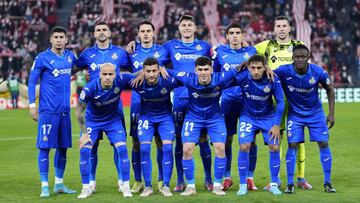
[274,44,336,194]
[132,57,181,197]
[167,56,239,196]
[75,63,134,198]
[234,55,284,196]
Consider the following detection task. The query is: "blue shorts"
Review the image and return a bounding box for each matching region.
[182,116,226,144]
[86,116,126,145]
[221,100,241,136]
[238,116,279,145]
[138,114,175,143]
[287,114,329,143]
[173,98,188,136]
[37,112,72,149]
[130,102,140,141]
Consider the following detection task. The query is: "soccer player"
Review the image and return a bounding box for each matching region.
[234,55,284,196]
[75,21,130,192]
[28,26,77,197]
[127,15,213,192]
[131,57,180,197]
[212,22,257,190]
[125,21,169,193]
[274,44,336,194]
[253,15,310,190]
[76,63,134,198]
[167,56,238,196]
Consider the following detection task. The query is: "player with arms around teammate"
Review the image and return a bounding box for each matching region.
[75,21,130,192]
[125,21,170,193]
[234,55,284,196]
[167,56,240,196]
[274,45,336,194]
[76,63,135,199]
[212,22,257,190]
[28,26,77,197]
[131,57,181,197]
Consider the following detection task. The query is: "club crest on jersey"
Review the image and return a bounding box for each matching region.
[112,53,118,60]
[309,77,316,85]
[154,52,160,58]
[161,88,168,95]
[174,53,182,61]
[196,44,202,51]
[52,69,60,77]
[90,63,97,71]
[114,87,120,94]
[67,56,72,63]
[244,52,250,59]
[134,61,140,69]
[263,85,270,93]
[43,135,48,142]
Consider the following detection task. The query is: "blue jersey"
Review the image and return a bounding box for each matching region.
[28,48,77,113]
[163,39,211,99]
[213,45,257,102]
[79,74,133,122]
[132,76,180,116]
[127,43,170,103]
[168,69,237,120]
[235,70,285,125]
[274,63,331,118]
[76,44,130,81]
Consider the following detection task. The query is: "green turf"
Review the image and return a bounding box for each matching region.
[0,103,360,202]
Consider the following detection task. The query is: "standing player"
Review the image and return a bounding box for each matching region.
[127,15,213,192]
[252,16,310,190]
[76,63,134,198]
[75,21,130,192]
[28,26,77,197]
[167,56,239,196]
[274,45,336,194]
[234,55,284,196]
[131,57,179,197]
[125,21,169,193]
[212,22,257,190]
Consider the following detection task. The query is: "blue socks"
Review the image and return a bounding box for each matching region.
[90,140,99,182]
[248,144,257,178]
[319,147,332,184]
[140,144,152,187]
[38,148,50,183]
[175,136,184,184]
[182,158,195,184]
[199,141,212,183]
[162,144,173,187]
[79,147,91,184]
[225,144,232,178]
[214,156,227,184]
[157,147,164,181]
[54,148,67,179]
[132,150,141,182]
[269,151,280,184]
[238,151,249,184]
[113,146,122,180]
[286,147,297,185]
[117,145,130,182]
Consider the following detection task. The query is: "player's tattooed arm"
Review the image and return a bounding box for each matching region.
[76,101,87,133]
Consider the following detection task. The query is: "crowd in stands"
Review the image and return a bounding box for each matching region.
[1,0,359,87]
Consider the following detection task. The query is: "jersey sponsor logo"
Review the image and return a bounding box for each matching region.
[223,63,230,71]
[42,135,48,142]
[111,53,118,60]
[174,53,201,61]
[161,88,168,95]
[154,52,160,58]
[192,91,220,99]
[184,131,189,136]
[138,130,143,135]
[67,56,72,63]
[174,53,182,60]
[288,131,292,137]
[245,92,269,101]
[90,63,97,71]
[114,87,120,94]
[177,72,186,77]
[95,96,119,106]
[133,61,141,69]
[192,92,199,98]
[240,132,245,138]
[263,85,270,93]
[196,44,202,51]
[80,90,86,100]
[52,68,71,77]
[287,85,314,93]
[309,77,316,85]
[52,69,60,77]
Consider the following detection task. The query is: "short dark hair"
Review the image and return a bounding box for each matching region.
[293,44,310,54]
[226,22,242,34]
[94,21,110,31]
[248,54,266,66]
[137,20,155,32]
[274,15,290,25]
[50,26,67,36]
[195,56,212,67]
[179,14,196,24]
[143,57,159,68]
